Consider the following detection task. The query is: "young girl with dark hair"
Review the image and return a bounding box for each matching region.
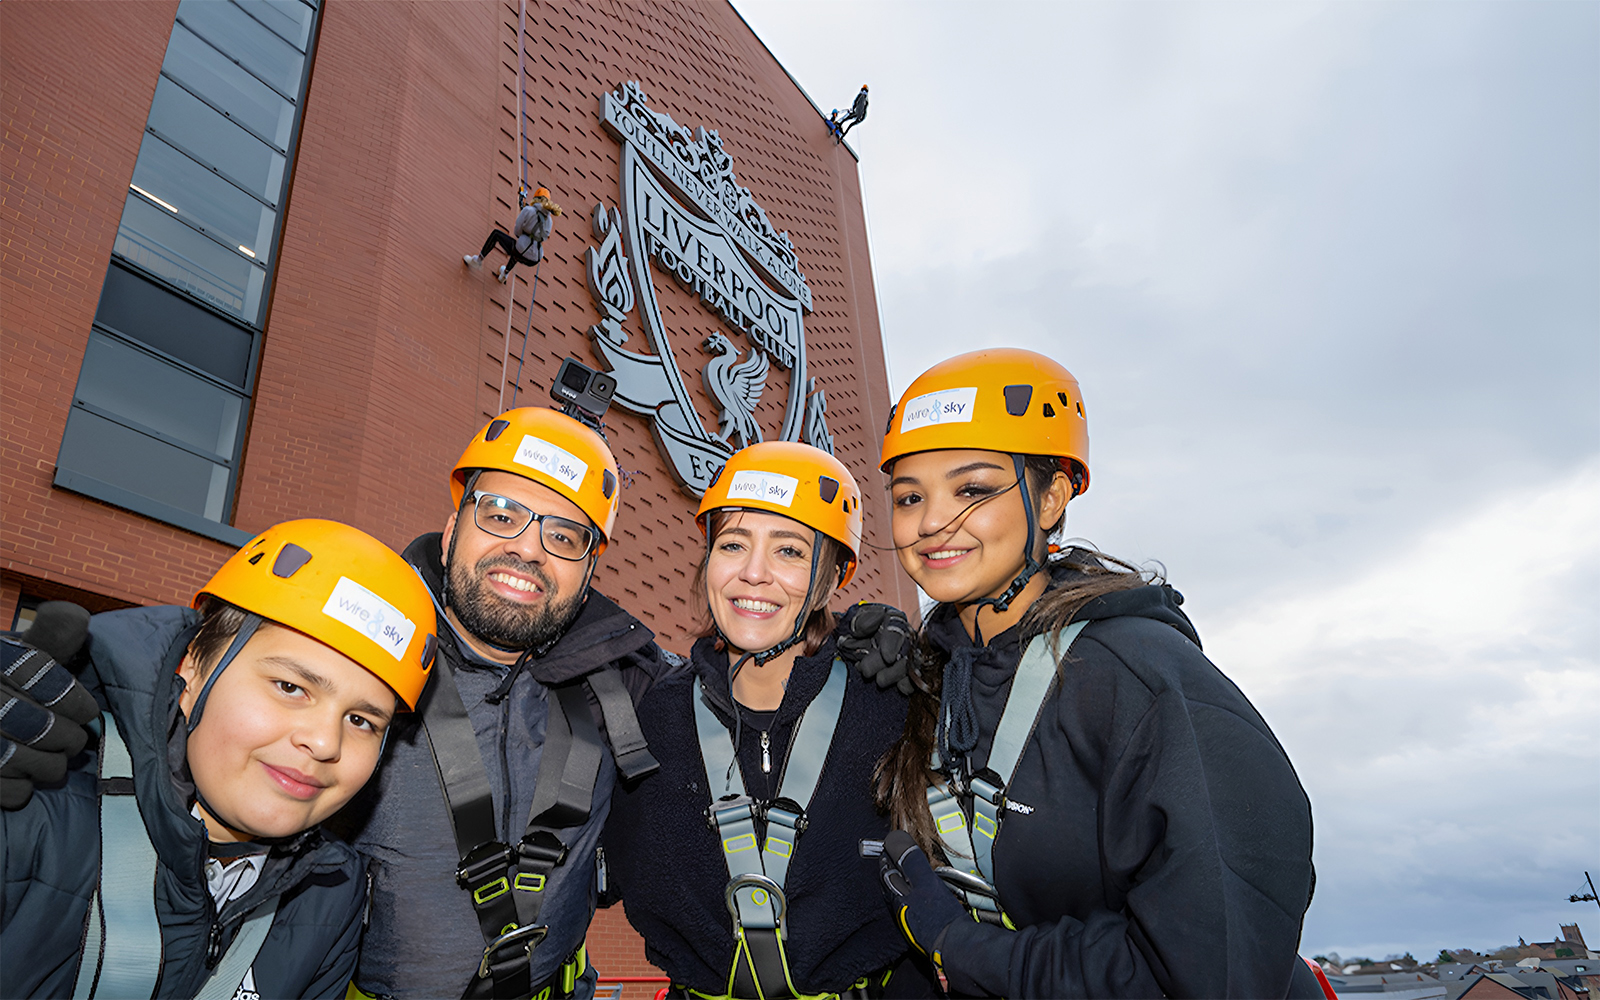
[874,348,1326,999]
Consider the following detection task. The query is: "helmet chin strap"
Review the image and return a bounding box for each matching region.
[186,612,263,733]
[962,454,1041,643]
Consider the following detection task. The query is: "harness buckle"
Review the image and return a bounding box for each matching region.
[762,797,808,834]
[477,922,548,979]
[518,830,568,868]
[969,772,1005,808]
[705,795,756,833]
[456,841,515,889]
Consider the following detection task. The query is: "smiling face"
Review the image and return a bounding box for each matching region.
[889,449,1069,610]
[178,623,396,842]
[442,470,595,661]
[704,510,823,657]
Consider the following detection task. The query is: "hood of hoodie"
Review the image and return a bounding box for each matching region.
[687,633,841,732]
[405,531,655,685]
[85,606,355,923]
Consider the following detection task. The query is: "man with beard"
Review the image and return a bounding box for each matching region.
[333,405,667,1000]
[334,405,914,1000]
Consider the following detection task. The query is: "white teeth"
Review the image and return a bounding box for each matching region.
[926,549,968,562]
[490,572,539,593]
[732,598,780,613]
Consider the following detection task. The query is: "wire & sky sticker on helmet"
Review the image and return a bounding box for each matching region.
[899,387,977,433]
[726,469,799,507]
[322,576,417,662]
[512,434,588,491]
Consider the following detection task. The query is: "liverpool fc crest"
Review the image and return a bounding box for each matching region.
[584,81,832,497]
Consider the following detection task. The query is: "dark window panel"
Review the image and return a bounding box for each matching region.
[163,22,294,149]
[129,133,276,255]
[176,0,304,96]
[58,408,232,522]
[114,197,264,322]
[76,332,243,459]
[95,265,255,385]
[148,77,285,201]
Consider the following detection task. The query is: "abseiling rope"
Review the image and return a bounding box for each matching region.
[496,0,530,415]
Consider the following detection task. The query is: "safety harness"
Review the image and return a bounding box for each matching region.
[423,648,657,1000]
[72,714,277,1000]
[925,620,1089,927]
[693,658,849,1000]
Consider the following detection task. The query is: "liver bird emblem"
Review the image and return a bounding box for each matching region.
[701,332,769,449]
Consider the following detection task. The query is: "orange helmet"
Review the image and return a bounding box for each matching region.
[451,407,621,553]
[533,186,550,199]
[880,347,1089,493]
[196,520,438,709]
[697,441,863,587]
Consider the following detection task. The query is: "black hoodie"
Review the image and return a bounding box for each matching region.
[924,559,1316,999]
[603,634,938,997]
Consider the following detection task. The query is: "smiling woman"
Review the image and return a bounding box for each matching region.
[602,442,941,999]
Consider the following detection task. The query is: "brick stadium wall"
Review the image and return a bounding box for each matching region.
[4,0,903,984]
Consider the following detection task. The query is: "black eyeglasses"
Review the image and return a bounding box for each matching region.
[466,491,597,561]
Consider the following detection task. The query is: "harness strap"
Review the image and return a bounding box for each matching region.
[424,653,612,999]
[194,899,278,1000]
[694,659,849,999]
[74,713,280,1000]
[75,713,161,1000]
[925,620,1088,922]
[583,668,659,782]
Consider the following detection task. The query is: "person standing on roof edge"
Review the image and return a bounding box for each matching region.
[1,521,438,1000]
[466,185,563,284]
[329,402,915,1000]
[873,348,1325,999]
[603,442,934,1000]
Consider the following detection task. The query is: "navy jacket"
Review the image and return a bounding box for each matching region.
[604,634,937,997]
[330,533,676,999]
[924,558,1317,999]
[0,607,366,999]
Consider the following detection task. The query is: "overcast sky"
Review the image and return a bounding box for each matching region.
[735,0,1600,961]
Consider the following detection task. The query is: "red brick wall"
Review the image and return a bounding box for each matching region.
[4,0,903,980]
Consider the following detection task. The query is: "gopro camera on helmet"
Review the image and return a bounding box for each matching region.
[551,357,616,433]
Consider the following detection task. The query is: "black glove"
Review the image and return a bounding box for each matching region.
[836,603,913,696]
[880,829,967,969]
[2,602,97,809]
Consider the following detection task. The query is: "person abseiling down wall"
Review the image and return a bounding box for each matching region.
[328,404,919,1000]
[465,185,563,284]
[0,520,439,1000]
[603,442,938,1000]
[873,348,1325,999]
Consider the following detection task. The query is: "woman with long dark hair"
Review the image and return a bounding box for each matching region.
[874,348,1324,999]
[604,441,936,999]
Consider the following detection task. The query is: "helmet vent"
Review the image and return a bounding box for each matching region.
[421,634,437,672]
[271,543,314,579]
[1043,402,1056,417]
[1003,384,1033,416]
[247,552,265,565]
[1076,400,1085,417]
[1058,391,1072,408]
[884,404,897,436]
[602,469,617,499]
[818,476,840,504]
[484,419,511,442]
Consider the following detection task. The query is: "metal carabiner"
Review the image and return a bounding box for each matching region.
[935,865,999,900]
[477,922,548,979]
[724,872,788,934]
